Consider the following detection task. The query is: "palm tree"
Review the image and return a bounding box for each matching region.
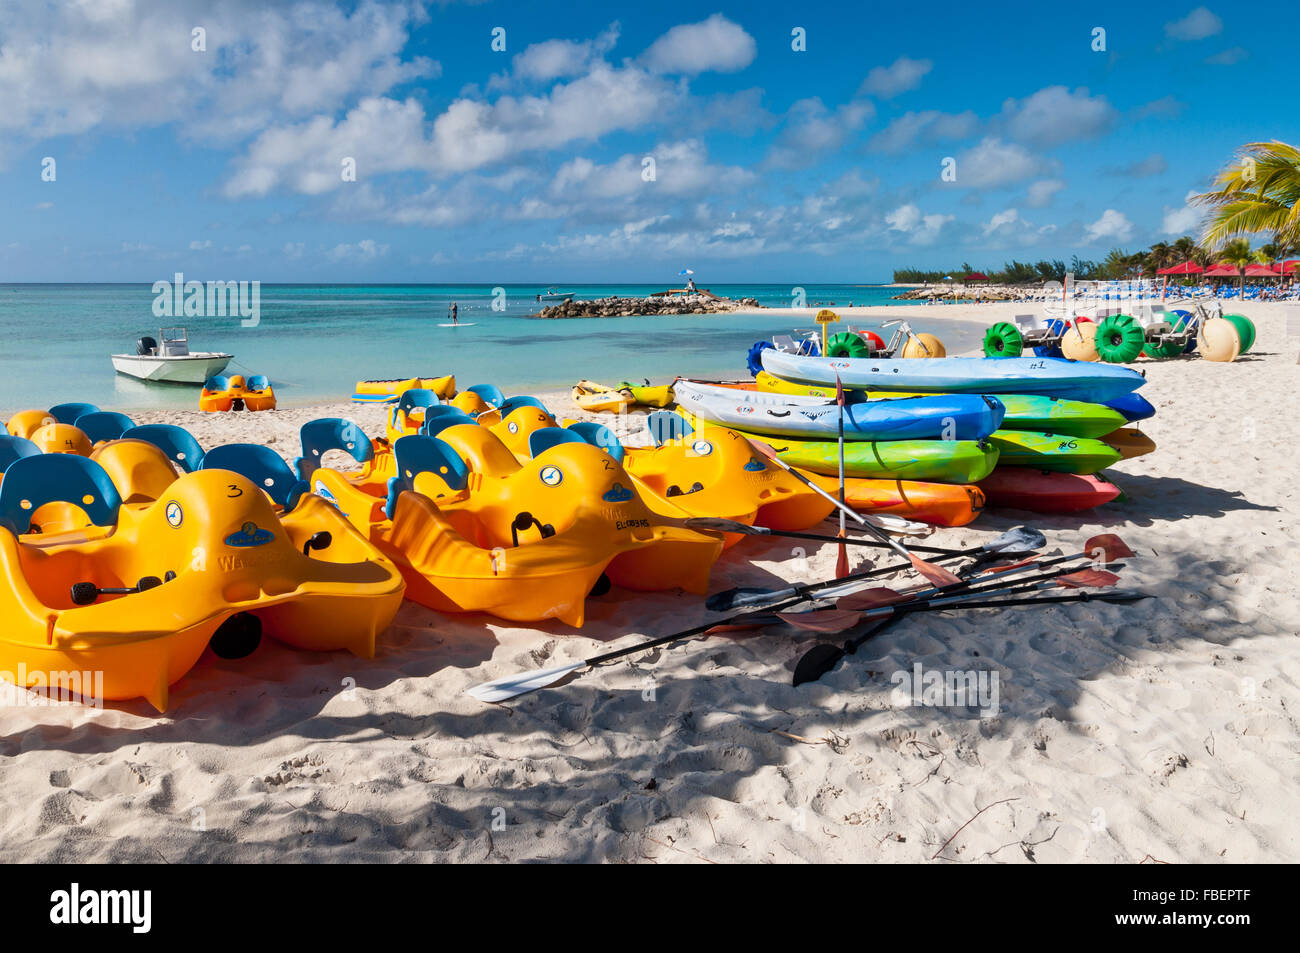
[1193,140,1300,250]
[1216,237,1259,292]
[1147,241,1173,271]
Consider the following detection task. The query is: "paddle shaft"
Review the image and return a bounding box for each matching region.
[588,558,1104,670]
[715,539,1032,610]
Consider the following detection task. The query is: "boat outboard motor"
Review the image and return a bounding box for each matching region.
[136,335,157,356]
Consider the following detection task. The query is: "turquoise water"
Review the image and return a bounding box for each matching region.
[0,284,981,413]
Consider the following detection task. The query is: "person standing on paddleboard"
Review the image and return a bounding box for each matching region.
[449,301,458,325]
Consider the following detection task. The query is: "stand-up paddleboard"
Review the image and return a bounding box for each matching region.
[761,349,1146,404]
[438,323,476,327]
[979,468,1121,512]
[673,379,1003,441]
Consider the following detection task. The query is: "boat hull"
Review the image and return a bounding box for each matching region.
[111,353,232,384]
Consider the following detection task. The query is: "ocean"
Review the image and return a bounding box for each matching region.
[0,283,983,412]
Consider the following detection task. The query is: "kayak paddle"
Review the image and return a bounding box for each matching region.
[705,525,1045,612]
[746,437,962,588]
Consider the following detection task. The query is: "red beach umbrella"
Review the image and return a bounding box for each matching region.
[1156,261,1203,275]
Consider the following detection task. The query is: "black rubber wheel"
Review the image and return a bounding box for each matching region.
[588,573,612,597]
[210,612,262,659]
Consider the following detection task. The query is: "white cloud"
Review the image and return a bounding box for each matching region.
[188,239,212,250]
[1084,209,1134,244]
[885,204,952,245]
[998,86,1116,148]
[640,14,756,75]
[551,140,753,201]
[506,25,621,84]
[0,0,437,154]
[328,239,389,261]
[869,110,979,153]
[1025,179,1065,207]
[1206,47,1248,65]
[764,98,874,170]
[283,242,305,259]
[952,137,1051,188]
[1165,7,1223,41]
[858,57,932,98]
[983,208,1021,236]
[1161,191,1203,235]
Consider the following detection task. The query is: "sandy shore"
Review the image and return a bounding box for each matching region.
[2,302,1298,863]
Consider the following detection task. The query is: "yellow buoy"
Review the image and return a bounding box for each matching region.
[901,333,946,358]
[1198,317,1241,363]
[1060,321,1099,362]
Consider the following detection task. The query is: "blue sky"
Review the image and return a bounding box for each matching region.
[0,0,1294,282]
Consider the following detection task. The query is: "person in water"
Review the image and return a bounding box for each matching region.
[450,302,458,324]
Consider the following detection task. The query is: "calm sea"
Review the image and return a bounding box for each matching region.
[0,283,983,412]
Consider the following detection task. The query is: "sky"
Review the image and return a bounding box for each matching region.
[0,0,1294,283]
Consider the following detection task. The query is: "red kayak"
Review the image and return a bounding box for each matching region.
[978,468,1120,513]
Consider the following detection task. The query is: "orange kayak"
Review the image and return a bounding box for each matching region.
[811,474,984,527]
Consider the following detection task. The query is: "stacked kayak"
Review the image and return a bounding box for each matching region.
[752,372,1126,438]
[757,346,1157,516]
[761,350,1146,404]
[673,379,1004,441]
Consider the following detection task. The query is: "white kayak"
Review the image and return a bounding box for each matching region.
[761,350,1145,404]
[672,379,1004,441]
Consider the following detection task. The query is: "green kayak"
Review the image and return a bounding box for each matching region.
[737,432,1000,483]
[990,395,1126,438]
[986,430,1122,475]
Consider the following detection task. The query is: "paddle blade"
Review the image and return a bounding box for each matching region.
[1096,588,1153,603]
[990,525,1047,553]
[684,516,765,536]
[792,643,848,686]
[1084,534,1135,562]
[706,586,790,611]
[835,587,909,611]
[1056,568,1120,589]
[911,554,962,588]
[776,608,865,633]
[465,662,584,703]
[836,540,849,579]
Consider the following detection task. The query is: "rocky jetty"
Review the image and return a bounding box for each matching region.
[893,284,1041,302]
[535,294,762,318]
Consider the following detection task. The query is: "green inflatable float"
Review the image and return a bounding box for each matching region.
[1222,313,1255,354]
[825,332,871,358]
[982,322,1024,358]
[1095,314,1146,364]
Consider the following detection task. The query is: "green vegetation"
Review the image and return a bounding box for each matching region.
[893,236,1297,285]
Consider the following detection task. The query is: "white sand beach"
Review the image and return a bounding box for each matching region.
[2,301,1298,864]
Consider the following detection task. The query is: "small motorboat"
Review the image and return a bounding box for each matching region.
[536,288,575,302]
[111,328,233,384]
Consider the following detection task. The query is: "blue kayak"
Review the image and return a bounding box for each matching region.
[1104,392,1156,422]
[672,379,1004,441]
[762,350,1146,404]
